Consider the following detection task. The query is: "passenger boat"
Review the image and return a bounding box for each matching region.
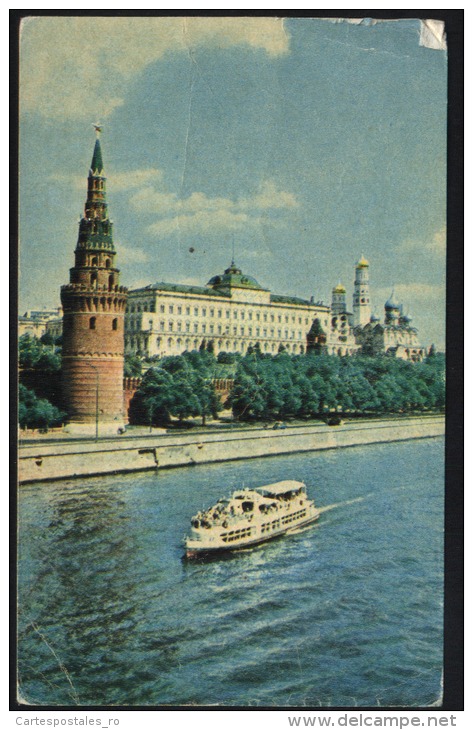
[184,480,319,558]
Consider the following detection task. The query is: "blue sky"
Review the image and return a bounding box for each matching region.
[19,16,447,347]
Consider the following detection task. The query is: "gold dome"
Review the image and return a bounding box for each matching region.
[356,255,369,268]
[333,283,346,294]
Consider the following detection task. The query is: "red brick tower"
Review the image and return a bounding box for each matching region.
[61,128,128,435]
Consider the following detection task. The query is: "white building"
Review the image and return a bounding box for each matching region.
[125,261,360,359]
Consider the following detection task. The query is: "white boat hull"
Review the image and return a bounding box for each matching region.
[185,503,320,558]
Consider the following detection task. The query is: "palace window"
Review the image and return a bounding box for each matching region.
[263,314,267,322]
[270,315,274,322]
[186,307,190,315]
[160,305,165,313]
[226,310,230,319]
[278,315,282,323]
[210,309,214,317]
[177,306,182,314]
[169,305,174,314]
[169,322,173,332]
[186,322,190,332]
[240,327,244,336]
[194,324,198,333]
[233,311,238,319]
[256,313,260,321]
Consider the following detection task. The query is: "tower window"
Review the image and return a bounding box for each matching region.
[112,318,118,331]
[91,272,98,289]
[91,256,98,266]
[89,317,96,330]
[105,259,111,269]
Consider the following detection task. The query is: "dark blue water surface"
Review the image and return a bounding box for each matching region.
[18,438,444,707]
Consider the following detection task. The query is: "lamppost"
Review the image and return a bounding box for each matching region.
[84,361,99,442]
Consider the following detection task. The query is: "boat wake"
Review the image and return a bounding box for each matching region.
[317,493,374,515]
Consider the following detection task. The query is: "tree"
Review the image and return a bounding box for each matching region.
[124,354,142,377]
[19,334,61,372]
[129,354,222,426]
[19,385,66,430]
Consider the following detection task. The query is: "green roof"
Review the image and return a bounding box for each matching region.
[207,262,268,292]
[271,294,315,306]
[90,139,104,174]
[132,282,230,298]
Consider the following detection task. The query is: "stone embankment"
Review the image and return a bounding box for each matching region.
[18,416,445,484]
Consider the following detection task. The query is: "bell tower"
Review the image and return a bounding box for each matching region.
[352,255,371,327]
[60,127,128,434]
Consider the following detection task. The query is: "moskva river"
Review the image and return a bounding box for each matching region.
[18,438,444,707]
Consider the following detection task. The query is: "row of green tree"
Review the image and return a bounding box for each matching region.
[129,348,445,426]
[228,350,445,421]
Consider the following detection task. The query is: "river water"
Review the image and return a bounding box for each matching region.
[18,438,444,707]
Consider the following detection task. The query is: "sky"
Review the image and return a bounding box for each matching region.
[19,16,447,348]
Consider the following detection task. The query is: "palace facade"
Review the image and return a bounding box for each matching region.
[125,255,425,362]
[125,261,360,359]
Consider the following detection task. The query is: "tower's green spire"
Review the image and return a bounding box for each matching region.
[90,138,104,174]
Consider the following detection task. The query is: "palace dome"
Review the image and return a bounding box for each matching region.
[207,262,265,291]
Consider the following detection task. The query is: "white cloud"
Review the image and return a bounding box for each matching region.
[20,17,289,120]
[399,225,446,257]
[130,177,299,235]
[148,209,250,236]
[48,164,299,237]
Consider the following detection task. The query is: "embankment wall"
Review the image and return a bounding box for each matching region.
[18,416,444,484]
